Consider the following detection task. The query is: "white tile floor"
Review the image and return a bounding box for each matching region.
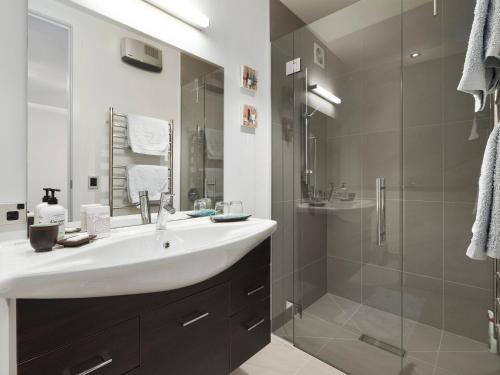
[231,335,346,375]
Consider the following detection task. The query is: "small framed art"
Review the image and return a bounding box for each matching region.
[242,104,258,128]
[241,65,258,91]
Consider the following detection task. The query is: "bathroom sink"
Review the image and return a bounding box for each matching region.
[0,218,276,298]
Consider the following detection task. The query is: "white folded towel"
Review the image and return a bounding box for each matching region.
[467,125,500,260]
[205,128,223,160]
[127,114,169,156]
[458,0,500,112]
[127,165,169,204]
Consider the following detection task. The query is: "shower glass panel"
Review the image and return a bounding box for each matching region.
[271,1,500,374]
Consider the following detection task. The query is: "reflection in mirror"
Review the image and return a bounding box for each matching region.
[27,0,224,225]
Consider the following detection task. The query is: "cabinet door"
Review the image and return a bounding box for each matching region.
[141,283,230,375]
[18,318,140,375]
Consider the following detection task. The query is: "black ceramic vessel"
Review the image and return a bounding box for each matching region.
[29,224,59,252]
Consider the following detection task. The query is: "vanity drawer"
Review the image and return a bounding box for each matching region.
[230,297,270,371]
[141,282,230,375]
[18,317,140,375]
[231,266,270,314]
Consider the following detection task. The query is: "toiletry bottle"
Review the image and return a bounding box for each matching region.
[340,183,348,200]
[34,188,51,222]
[38,189,65,240]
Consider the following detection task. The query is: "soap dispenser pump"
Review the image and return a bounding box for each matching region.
[34,188,51,222]
[38,189,66,240]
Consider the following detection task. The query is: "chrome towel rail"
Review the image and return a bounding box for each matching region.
[108,107,174,216]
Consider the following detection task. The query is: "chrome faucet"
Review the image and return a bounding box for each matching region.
[157,192,176,230]
[139,191,151,224]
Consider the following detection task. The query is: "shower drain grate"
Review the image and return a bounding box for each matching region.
[358,334,406,358]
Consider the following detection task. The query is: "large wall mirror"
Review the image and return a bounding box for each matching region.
[27,0,224,223]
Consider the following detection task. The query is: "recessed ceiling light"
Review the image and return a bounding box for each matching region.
[410,52,421,58]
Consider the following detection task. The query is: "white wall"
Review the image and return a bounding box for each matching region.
[64,0,272,219]
[0,0,26,372]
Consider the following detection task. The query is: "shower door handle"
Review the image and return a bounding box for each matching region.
[376,177,386,246]
[433,0,438,16]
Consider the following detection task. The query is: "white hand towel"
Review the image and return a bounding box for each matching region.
[467,125,500,260]
[127,114,169,156]
[127,165,169,204]
[458,0,500,112]
[205,128,223,160]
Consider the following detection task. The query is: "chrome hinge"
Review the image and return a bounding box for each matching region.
[286,58,301,76]
[286,300,303,319]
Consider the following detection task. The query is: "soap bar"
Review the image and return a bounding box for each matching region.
[57,233,96,247]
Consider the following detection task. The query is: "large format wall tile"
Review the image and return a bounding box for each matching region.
[404,201,443,279]
[403,59,442,128]
[297,210,327,269]
[443,281,491,343]
[327,257,362,303]
[327,211,362,263]
[443,119,489,203]
[403,272,443,329]
[362,263,402,316]
[403,125,443,202]
[443,202,492,289]
[299,258,327,309]
[327,135,362,196]
[362,131,402,200]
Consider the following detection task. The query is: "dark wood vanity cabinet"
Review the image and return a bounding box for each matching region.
[17,238,271,375]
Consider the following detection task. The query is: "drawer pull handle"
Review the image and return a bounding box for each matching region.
[246,285,265,296]
[181,312,210,327]
[246,318,265,332]
[74,358,113,375]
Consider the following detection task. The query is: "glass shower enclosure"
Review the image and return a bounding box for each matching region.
[271,1,500,374]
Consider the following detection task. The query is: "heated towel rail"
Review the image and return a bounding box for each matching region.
[108,107,174,216]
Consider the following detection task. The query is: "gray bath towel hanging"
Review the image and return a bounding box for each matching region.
[458,0,500,112]
[467,125,500,260]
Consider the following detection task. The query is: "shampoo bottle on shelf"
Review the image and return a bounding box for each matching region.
[34,188,51,222]
[38,189,65,240]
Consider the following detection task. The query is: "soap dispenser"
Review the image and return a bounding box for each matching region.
[38,189,65,240]
[340,183,348,201]
[34,188,51,223]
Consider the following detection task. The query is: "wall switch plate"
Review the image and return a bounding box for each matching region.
[286,58,301,76]
[88,176,99,190]
[0,203,27,226]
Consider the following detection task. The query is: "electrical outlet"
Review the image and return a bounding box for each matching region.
[0,203,27,226]
[88,176,99,190]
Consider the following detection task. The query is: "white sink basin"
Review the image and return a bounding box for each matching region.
[0,218,276,299]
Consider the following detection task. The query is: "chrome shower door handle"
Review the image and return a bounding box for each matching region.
[376,177,386,246]
[433,0,438,16]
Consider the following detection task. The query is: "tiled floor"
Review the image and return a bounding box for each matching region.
[231,335,346,375]
[274,293,500,375]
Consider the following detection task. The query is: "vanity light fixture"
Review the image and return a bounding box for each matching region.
[410,51,421,58]
[142,0,210,30]
[309,84,342,105]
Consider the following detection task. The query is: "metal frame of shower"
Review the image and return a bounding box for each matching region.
[492,91,500,350]
[108,107,174,216]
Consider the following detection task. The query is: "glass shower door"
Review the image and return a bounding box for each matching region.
[290,3,404,374]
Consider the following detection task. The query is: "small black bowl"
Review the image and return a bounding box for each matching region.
[29,224,59,252]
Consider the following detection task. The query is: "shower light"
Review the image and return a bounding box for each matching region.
[309,84,342,105]
[410,52,421,58]
[142,0,210,29]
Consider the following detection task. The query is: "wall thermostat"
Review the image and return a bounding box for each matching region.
[88,176,99,190]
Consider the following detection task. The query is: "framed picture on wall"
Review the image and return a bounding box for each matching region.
[242,104,258,128]
[241,65,258,91]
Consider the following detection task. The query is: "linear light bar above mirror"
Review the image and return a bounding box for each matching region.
[309,84,342,105]
[142,0,210,30]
